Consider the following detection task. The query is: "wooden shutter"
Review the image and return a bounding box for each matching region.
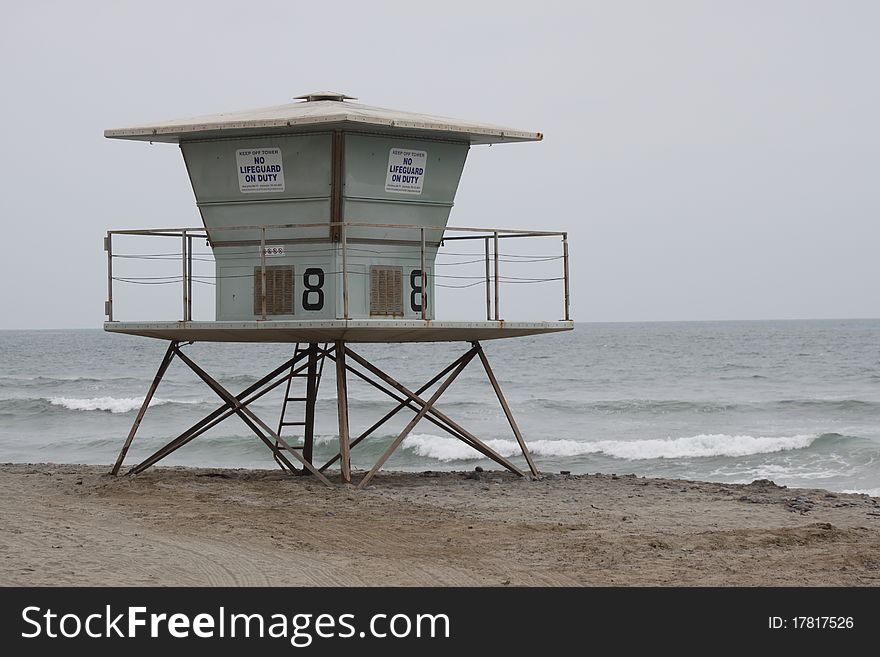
[254,266,294,315]
[369,266,403,316]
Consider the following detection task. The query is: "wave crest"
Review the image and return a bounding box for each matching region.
[47,396,201,414]
[400,433,822,462]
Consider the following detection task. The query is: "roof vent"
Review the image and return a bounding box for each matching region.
[294,91,357,102]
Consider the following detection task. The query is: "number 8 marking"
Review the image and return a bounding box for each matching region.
[410,269,427,313]
[302,268,324,311]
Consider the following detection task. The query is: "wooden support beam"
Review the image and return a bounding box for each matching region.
[111,342,176,475]
[116,340,538,491]
[127,350,322,475]
[358,349,477,489]
[302,343,321,465]
[344,347,524,478]
[172,346,334,487]
[335,340,351,483]
[320,350,511,470]
[318,351,470,471]
[474,342,539,477]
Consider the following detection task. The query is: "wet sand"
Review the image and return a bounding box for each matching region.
[1,463,879,586]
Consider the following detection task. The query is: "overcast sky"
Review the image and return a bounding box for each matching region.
[1,0,877,328]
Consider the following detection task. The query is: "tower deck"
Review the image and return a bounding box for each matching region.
[104,319,573,343]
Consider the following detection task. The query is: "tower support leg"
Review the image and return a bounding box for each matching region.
[111,341,176,475]
[474,342,540,477]
[335,341,352,483]
[111,340,538,488]
[302,343,321,466]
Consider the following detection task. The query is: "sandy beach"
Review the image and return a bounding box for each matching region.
[1,463,878,586]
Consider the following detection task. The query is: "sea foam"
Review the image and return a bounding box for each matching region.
[841,487,880,498]
[401,432,819,462]
[47,396,199,414]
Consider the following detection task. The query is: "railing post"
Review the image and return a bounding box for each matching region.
[562,232,571,322]
[260,227,267,320]
[420,227,427,320]
[493,231,500,321]
[187,233,193,322]
[104,232,113,322]
[341,223,349,320]
[181,230,188,322]
[484,236,491,321]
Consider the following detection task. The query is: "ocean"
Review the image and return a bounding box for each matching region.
[1,320,878,495]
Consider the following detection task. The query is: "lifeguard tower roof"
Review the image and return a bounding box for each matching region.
[104,91,543,145]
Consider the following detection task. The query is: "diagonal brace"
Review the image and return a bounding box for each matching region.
[320,350,507,471]
[111,341,176,475]
[126,345,333,475]
[344,347,524,477]
[474,342,539,477]
[172,346,333,487]
[358,348,478,488]
[319,348,471,470]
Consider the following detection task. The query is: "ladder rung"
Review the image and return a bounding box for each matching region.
[276,444,304,450]
[286,397,309,402]
[280,421,306,426]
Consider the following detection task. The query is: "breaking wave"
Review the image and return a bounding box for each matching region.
[400,432,825,462]
[841,487,880,498]
[47,396,202,414]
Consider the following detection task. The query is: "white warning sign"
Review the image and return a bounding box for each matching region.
[261,245,285,257]
[236,147,285,193]
[385,148,427,195]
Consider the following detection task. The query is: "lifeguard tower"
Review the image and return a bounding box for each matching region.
[104,92,573,487]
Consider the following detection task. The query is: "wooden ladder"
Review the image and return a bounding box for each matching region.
[274,343,326,470]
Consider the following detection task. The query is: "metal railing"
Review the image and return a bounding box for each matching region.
[104,221,571,323]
